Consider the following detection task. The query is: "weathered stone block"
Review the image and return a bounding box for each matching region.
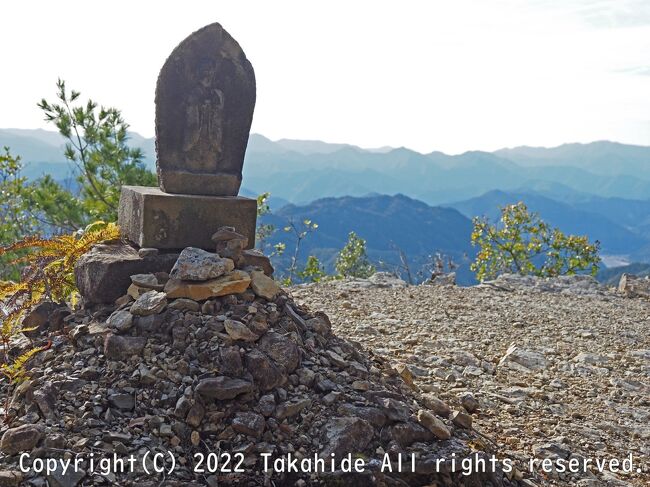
[74,243,179,304]
[118,186,256,250]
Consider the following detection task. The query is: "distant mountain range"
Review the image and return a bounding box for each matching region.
[259,191,650,286]
[3,128,650,204]
[447,189,650,261]
[2,128,649,278]
[260,194,476,284]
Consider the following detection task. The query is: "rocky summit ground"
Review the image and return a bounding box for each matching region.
[292,274,650,487]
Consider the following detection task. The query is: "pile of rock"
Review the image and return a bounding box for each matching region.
[618,273,650,299]
[479,273,609,296]
[0,230,518,486]
[293,272,409,293]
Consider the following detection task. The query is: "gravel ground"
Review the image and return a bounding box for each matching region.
[291,279,650,486]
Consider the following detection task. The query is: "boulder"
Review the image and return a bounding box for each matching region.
[498,343,548,372]
[232,412,265,438]
[195,377,253,400]
[130,273,164,290]
[258,332,301,373]
[275,398,311,420]
[106,310,134,333]
[224,319,259,342]
[219,346,243,376]
[130,291,168,316]
[212,226,248,261]
[618,273,650,298]
[337,404,387,427]
[459,392,480,414]
[390,422,435,447]
[108,393,135,411]
[245,350,285,391]
[395,363,416,388]
[168,298,200,312]
[0,424,43,455]
[421,394,451,418]
[417,409,451,440]
[250,270,281,300]
[320,417,374,457]
[74,243,178,304]
[258,394,276,417]
[186,403,205,428]
[375,397,411,422]
[170,247,234,281]
[22,302,69,336]
[305,312,331,336]
[104,334,147,361]
[242,249,274,276]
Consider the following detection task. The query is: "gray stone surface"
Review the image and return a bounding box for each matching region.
[618,273,650,298]
[0,424,43,455]
[74,243,179,304]
[118,186,256,250]
[480,273,608,295]
[130,290,168,316]
[155,23,256,196]
[170,247,234,281]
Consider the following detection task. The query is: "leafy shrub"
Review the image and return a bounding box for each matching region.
[471,202,600,281]
[256,192,274,245]
[336,232,375,278]
[298,255,327,283]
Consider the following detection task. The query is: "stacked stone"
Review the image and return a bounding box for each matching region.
[0,231,517,486]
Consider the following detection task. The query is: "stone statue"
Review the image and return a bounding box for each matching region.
[118,23,258,250]
[155,22,256,196]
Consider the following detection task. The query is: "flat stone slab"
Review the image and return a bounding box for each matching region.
[118,185,256,250]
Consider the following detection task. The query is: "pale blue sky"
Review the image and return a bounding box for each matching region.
[2,0,649,153]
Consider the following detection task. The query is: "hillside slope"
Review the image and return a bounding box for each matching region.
[448,190,650,256]
[262,194,475,283]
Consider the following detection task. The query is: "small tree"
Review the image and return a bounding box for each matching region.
[0,148,37,280]
[471,202,600,282]
[34,79,156,229]
[283,219,319,284]
[297,255,326,283]
[0,149,36,241]
[255,192,274,246]
[336,232,375,278]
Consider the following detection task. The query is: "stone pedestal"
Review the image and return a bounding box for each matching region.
[118,186,257,250]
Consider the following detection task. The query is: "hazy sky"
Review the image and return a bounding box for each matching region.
[2,0,649,154]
